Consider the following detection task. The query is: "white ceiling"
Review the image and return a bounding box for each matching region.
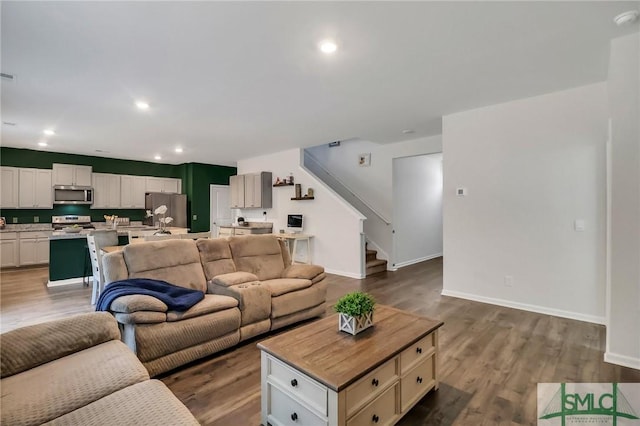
[2,1,638,166]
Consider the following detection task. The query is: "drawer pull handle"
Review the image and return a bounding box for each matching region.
[291,412,298,421]
[417,376,423,384]
[416,347,422,354]
[371,378,379,387]
[372,414,380,423]
[291,379,298,387]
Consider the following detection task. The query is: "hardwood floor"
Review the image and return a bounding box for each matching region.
[1,259,638,425]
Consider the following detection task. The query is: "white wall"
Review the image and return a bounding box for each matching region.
[442,82,608,323]
[605,33,640,369]
[307,136,442,221]
[237,148,366,278]
[393,153,443,267]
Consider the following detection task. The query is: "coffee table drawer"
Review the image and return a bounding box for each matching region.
[347,383,399,426]
[400,355,435,411]
[400,332,434,374]
[267,384,327,426]
[267,355,327,415]
[346,356,398,417]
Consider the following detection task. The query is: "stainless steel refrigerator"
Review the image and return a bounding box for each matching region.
[144,192,187,228]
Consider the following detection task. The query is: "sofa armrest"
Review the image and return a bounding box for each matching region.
[0,312,120,378]
[102,251,129,284]
[212,271,259,288]
[282,264,325,280]
[109,295,168,313]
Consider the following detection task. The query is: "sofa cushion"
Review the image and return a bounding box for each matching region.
[42,380,199,426]
[115,311,168,324]
[110,294,168,313]
[281,264,324,280]
[123,240,207,292]
[197,238,236,280]
[212,271,259,287]
[166,294,239,321]
[134,308,241,362]
[228,235,286,281]
[208,282,271,325]
[0,312,120,378]
[261,278,312,297]
[271,279,328,318]
[0,340,149,426]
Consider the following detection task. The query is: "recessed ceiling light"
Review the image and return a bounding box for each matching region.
[175,147,183,153]
[43,129,55,136]
[614,10,639,26]
[38,141,48,147]
[154,155,161,160]
[402,129,415,134]
[136,101,150,110]
[319,40,337,54]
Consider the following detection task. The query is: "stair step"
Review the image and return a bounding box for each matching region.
[366,259,387,276]
[366,249,377,262]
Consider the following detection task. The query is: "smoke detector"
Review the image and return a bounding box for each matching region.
[614,10,639,26]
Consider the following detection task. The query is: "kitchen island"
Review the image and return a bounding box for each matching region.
[48,225,188,287]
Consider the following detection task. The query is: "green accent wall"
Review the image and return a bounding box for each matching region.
[0,148,236,231]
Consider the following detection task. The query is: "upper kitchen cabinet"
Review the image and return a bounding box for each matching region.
[52,163,92,186]
[146,177,181,194]
[244,172,272,208]
[229,172,272,209]
[120,175,146,208]
[18,168,52,208]
[92,173,121,209]
[1,166,19,208]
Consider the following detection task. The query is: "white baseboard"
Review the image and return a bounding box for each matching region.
[325,268,365,279]
[394,253,442,269]
[47,277,89,288]
[604,352,640,370]
[440,289,606,325]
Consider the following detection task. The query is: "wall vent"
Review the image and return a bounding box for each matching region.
[328,141,341,147]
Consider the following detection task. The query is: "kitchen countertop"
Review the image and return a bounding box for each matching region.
[218,222,273,229]
[0,224,53,233]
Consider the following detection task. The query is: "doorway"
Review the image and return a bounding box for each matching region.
[392,153,443,268]
[209,184,230,237]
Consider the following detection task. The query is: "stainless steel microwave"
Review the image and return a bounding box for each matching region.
[53,185,94,205]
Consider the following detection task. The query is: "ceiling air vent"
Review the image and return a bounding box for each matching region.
[328,141,341,147]
[1,72,15,81]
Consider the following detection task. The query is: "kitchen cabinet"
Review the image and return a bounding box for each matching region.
[229,172,272,209]
[146,177,181,194]
[229,175,245,208]
[0,233,19,268]
[91,173,121,208]
[244,172,272,208]
[120,175,147,208]
[18,231,51,266]
[1,166,19,208]
[52,164,92,186]
[18,168,53,208]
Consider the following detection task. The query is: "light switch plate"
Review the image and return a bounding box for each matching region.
[192,214,197,220]
[574,219,585,232]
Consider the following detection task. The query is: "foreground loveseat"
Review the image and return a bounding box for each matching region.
[0,312,198,426]
[102,234,327,376]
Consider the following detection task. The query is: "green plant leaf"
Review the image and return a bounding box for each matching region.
[334,291,376,317]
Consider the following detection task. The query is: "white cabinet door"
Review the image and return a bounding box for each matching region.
[229,175,245,208]
[120,175,146,208]
[34,169,52,208]
[0,239,18,268]
[92,173,121,208]
[52,164,92,185]
[146,177,181,193]
[36,238,50,264]
[18,168,51,208]
[18,238,37,266]
[74,166,92,186]
[1,167,19,208]
[244,173,262,208]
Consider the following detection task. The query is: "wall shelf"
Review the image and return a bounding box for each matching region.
[291,197,314,201]
[273,183,294,187]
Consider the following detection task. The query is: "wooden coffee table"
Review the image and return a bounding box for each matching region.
[258,305,444,426]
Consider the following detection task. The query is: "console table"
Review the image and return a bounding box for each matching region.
[258,305,443,426]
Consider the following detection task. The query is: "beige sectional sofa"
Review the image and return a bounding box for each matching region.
[102,234,327,376]
[0,312,199,426]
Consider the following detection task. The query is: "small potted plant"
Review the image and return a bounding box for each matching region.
[334,291,376,335]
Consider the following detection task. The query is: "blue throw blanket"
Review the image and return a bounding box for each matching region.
[96,278,204,312]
